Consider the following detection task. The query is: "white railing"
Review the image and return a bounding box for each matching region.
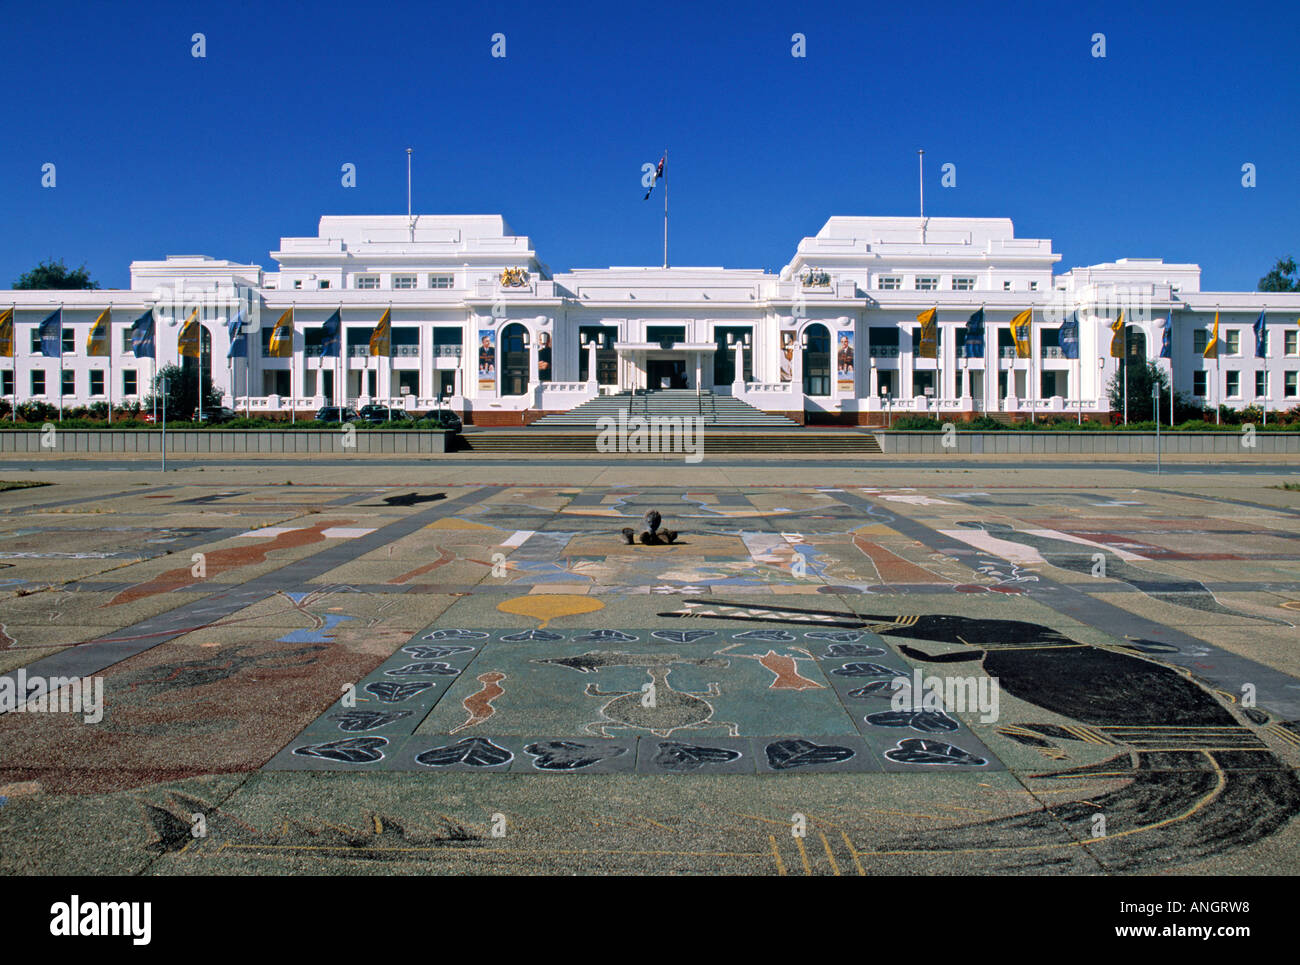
[744,382,795,393]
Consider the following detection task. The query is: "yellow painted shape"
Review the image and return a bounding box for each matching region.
[426,517,496,531]
[497,594,604,627]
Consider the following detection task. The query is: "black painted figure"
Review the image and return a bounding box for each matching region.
[658,597,1300,871]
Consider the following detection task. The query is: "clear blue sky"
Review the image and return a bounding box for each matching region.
[2,0,1295,290]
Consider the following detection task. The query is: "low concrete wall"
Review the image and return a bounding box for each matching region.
[876,431,1300,455]
[0,430,449,454]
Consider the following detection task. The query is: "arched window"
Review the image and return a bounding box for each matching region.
[802,323,831,396]
[501,323,530,396]
[1125,326,1147,362]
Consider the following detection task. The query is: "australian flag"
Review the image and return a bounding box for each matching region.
[1160,315,1172,359]
[643,155,665,200]
[1059,310,1079,360]
[961,308,985,358]
[1253,309,1267,358]
[130,311,155,359]
[320,309,342,358]
[37,309,62,356]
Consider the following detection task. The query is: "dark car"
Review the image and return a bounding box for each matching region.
[422,409,463,433]
[357,405,413,424]
[314,406,360,424]
[192,406,236,424]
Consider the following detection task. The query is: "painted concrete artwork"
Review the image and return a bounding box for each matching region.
[2,478,1298,875]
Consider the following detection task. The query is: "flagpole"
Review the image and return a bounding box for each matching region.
[1215,304,1220,425]
[662,147,668,269]
[198,311,204,424]
[1031,308,1037,424]
[14,306,20,423]
[107,310,113,426]
[1262,308,1268,427]
[58,303,64,422]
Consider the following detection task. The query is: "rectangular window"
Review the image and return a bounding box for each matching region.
[1258,330,1269,355]
[121,329,133,353]
[1193,371,1206,396]
[123,369,138,395]
[1029,280,1039,291]
[62,369,75,395]
[293,280,303,290]
[1,370,12,396]
[1193,329,1208,354]
[1286,371,1298,397]
[1256,371,1267,397]
[915,276,938,291]
[1286,330,1298,355]
[31,370,45,394]
[1225,330,1240,355]
[31,330,41,353]
[90,370,104,395]
[1225,370,1240,397]
[1003,280,1013,292]
[876,276,900,291]
[428,274,455,289]
[355,276,379,290]
[951,277,975,291]
[319,279,330,289]
[393,276,418,290]
[62,330,75,354]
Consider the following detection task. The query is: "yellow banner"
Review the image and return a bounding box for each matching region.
[177,309,201,358]
[269,308,294,358]
[1204,310,1219,360]
[915,307,937,359]
[0,308,12,358]
[87,308,111,357]
[1011,309,1032,359]
[1109,310,1125,359]
[369,308,391,357]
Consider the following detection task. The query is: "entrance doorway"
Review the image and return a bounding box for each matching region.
[646,358,687,389]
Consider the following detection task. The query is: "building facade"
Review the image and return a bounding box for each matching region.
[3,213,1299,424]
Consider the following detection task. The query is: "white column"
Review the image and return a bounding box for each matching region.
[732,343,745,393]
[587,341,598,390]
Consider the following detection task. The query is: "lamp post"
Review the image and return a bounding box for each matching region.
[1154,381,1161,475]
[160,375,169,473]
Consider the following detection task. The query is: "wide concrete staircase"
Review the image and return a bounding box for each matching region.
[463,391,881,453]
[532,390,798,428]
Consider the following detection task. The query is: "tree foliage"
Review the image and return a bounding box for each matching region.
[1258,256,1299,292]
[143,363,223,420]
[12,258,99,290]
[1107,359,1172,423]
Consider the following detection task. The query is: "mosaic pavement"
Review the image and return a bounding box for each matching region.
[1,470,1299,874]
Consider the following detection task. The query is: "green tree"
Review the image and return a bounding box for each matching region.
[1258,256,1299,292]
[1107,359,1171,423]
[12,258,100,290]
[144,363,222,421]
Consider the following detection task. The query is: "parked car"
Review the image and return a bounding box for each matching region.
[422,409,463,433]
[191,406,236,424]
[314,406,360,424]
[357,405,413,424]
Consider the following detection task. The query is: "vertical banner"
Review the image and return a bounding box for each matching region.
[780,331,795,382]
[477,328,496,393]
[538,332,552,381]
[836,326,854,394]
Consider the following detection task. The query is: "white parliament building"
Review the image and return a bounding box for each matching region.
[3,213,1299,424]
